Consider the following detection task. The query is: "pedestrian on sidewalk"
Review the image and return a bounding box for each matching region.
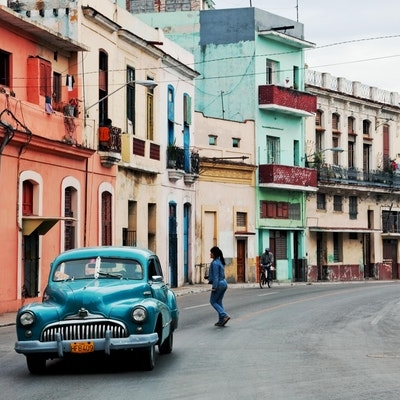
[208,246,230,327]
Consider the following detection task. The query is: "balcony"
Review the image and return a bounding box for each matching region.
[98,125,122,167]
[258,85,317,116]
[167,146,199,183]
[318,165,400,190]
[259,164,318,191]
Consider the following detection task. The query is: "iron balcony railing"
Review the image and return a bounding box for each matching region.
[167,146,200,175]
[317,165,400,189]
[99,126,122,153]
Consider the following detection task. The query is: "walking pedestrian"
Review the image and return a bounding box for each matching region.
[208,246,230,327]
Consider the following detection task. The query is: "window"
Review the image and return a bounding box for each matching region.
[316,110,323,129]
[289,203,301,220]
[333,195,342,212]
[127,67,135,133]
[332,136,340,165]
[129,0,154,12]
[333,232,342,262]
[22,181,34,215]
[167,85,175,145]
[146,77,154,140]
[293,66,299,90]
[40,59,52,97]
[266,59,278,84]
[317,193,326,210]
[232,138,240,148]
[64,186,76,251]
[383,124,390,170]
[349,196,358,220]
[363,120,371,136]
[236,212,247,230]
[349,232,358,240]
[99,50,108,126]
[0,49,10,87]
[332,113,340,131]
[260,201,300,220]
[101,191,112,246]
[266,136,280,164]
[148,203,156,253]
[348,138,355,169]
[208,135,217,145]
[52,72,61,103]
[183,93,191,126]
[382,210,400,233]
[348,116,355,134]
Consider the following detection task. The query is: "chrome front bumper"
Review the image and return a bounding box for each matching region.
[15,331,159,357]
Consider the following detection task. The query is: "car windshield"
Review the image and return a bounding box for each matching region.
[53,257,144,281]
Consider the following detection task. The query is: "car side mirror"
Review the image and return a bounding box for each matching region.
[151,275,163,283]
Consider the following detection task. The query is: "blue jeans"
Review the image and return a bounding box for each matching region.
[210,281,228,322]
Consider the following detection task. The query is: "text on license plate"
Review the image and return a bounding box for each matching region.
[71,342,95,354]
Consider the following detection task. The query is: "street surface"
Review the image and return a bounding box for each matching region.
[2,282,400,399]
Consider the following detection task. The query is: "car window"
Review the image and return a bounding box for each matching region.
[53,257,144,281]
[148,257,163,279]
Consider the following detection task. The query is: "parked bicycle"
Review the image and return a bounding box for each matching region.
[259,263,274,288]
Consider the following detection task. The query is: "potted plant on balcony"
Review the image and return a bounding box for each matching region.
[167,143,178,169]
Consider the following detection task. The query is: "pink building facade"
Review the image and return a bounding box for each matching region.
[0,7,117,313]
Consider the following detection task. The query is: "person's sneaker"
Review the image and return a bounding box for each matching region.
[215,321,222,326]
[222,316,230,326]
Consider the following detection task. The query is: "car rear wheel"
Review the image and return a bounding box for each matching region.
[159,331,173,354]
[26,355,46,375]
[141,344,155,371]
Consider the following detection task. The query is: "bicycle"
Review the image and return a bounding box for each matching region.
[259,264,273,288]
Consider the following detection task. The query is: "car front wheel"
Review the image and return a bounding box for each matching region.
[141,344,155,371]
[159,331,173,354]
[26,355,46,375]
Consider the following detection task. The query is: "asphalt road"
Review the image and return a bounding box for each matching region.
[2,282,400,400]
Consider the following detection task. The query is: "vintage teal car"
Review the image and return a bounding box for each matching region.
[15,246,179,374]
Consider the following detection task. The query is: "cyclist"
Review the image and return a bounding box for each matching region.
[260,247,274,281]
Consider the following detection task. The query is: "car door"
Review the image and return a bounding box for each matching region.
[148,257,168,304]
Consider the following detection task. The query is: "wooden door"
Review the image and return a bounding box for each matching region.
[236,240,246,283]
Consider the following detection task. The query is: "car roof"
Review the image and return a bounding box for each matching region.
[51,246,156,266]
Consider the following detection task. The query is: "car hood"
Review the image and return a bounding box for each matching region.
[45,279,152,318]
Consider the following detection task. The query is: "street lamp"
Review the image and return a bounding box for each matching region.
[85,80,157,113]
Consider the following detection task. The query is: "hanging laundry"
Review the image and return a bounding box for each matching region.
[66,75,75,91]
[45,96,54,114]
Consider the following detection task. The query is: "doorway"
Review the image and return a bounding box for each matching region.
[236,239,246,283]
[23,231,39,298]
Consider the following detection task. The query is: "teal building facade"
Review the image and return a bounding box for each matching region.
[138,7,317,282]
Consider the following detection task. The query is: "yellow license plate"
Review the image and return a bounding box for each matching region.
[71,341,95,354]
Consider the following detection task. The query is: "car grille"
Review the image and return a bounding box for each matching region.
[41,320,128,342]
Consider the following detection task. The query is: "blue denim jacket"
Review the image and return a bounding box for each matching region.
[208,257,226,290]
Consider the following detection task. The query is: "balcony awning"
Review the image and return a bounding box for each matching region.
[309,227,377,233]
[22,216,75,236]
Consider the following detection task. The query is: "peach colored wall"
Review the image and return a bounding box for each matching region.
[0,23,115,313]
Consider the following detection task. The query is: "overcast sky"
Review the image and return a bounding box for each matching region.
[213,0,400,95]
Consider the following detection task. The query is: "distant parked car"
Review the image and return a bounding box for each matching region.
[15,246,179,374]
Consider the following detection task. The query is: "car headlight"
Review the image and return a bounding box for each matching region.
[19,311,35,327]
[132,306,147,322]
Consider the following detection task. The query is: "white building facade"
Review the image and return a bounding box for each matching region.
[305,71,400,281]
